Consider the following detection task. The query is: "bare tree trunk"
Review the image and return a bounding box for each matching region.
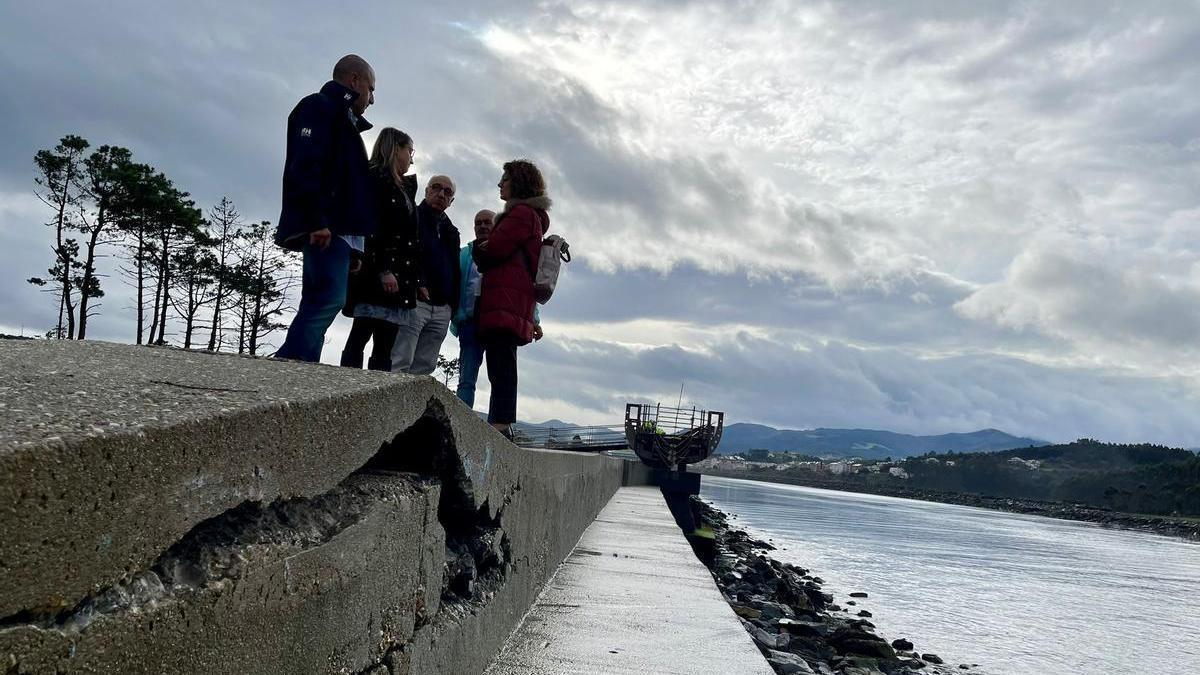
[205,198,239,352]
[237,294,249,354]
[156,263,171,345]
[134,230,146,344]
[249,286,263,355]
[207,277,224,350]
[76,208,106,340]
[148,242,167,343]
[182,298,194,348]
[65,292,77,340]
[55,287,66,339]
[148,274,161,343]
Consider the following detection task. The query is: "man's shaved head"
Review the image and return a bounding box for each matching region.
[332,54,373,82]
[332,54,375,115]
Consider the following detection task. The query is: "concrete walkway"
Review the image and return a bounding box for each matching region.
[486,486,774,675]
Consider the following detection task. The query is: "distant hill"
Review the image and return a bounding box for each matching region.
[717,423,1047,459]
[896,439,1200,516]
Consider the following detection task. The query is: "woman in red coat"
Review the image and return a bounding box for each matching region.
[472,160,550,438]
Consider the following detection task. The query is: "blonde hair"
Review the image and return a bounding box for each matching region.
[369,127,413,187]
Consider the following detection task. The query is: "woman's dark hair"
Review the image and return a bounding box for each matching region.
[502,159,546,200]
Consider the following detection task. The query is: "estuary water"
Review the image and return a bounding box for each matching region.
[700,476,1200,675]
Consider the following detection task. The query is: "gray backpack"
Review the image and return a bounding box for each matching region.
[524,235,570,304]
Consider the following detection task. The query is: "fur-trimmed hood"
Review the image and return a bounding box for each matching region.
[502,194,552,213]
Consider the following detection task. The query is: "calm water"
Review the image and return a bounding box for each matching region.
[701,476,1200,675]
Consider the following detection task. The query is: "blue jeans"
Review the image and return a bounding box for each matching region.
[275,238,350,362]
[456,319,485,407]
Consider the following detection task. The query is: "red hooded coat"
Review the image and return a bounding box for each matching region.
[473,196,550,345]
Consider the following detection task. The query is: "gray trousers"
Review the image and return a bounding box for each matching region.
[390,300,451,375]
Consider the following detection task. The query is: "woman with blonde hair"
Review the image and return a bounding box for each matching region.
[473,159,551,437]
[340,127,419,370]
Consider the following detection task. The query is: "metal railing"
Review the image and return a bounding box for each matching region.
[511,424,628,452]
[624,403,725,469]
[509,403,725,464]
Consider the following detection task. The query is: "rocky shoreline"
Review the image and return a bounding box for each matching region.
[700,470,1200,541]
[690,498,982,675]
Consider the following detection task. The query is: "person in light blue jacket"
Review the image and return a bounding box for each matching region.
[451,209,540,407]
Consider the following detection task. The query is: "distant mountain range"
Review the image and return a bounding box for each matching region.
[716,423,1048,460]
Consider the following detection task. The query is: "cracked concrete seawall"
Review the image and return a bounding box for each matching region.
[0,339,647,673]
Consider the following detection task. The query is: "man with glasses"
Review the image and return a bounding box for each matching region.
[391,175,461,374]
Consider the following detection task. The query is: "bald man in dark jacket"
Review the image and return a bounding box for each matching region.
[275,55,378,362]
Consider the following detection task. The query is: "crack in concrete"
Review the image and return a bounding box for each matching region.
[0,471,431,634]
[3,395,523,675]
[0,400,459,635]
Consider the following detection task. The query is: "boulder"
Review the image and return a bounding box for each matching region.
[732,605,762,620]
[766,650,817,675]
[755,601,793,620]
[748,624,788,650]
[829,626,896,660]
[838,639,897,660]
[890,639,914,651]
[857,610,873,618]
[849,591,869,598]
[785,622,830,640]
[921,653,944,665]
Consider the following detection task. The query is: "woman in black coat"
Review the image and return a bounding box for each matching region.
[340,127,420,371]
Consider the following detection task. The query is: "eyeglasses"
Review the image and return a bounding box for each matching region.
[429,183,455,197]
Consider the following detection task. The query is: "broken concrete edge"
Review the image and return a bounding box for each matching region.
[0,468,446,674]
[0,411,638,674]
[0,340,630,620]
[0,384,446,621]
[1,340,652,674]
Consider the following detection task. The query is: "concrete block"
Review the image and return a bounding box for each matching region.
[0,340,643,674]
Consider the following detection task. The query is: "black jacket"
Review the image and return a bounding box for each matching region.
[416,201,462,311]
[275,80,376,250]
[347,169,420,310]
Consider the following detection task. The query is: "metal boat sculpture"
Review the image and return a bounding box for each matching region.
[623,403,724,471]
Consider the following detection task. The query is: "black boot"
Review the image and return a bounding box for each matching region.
[367,356,392,372]
[340,350,364,369]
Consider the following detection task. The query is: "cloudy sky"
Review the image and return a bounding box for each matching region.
[2,1,1198,445]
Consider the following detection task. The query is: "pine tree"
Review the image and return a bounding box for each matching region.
[28,135,90,339]
[146,185,205,345]
[168,228,219,349]
[436,355,461,387]
[116,166,171,345]
[204,197,244,351]
[231,220,295,355]
[76,145,138,339]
